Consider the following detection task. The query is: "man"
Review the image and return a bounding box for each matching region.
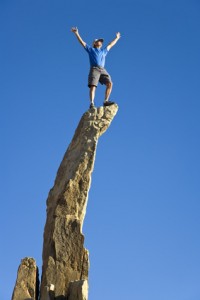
[71,27,121,109]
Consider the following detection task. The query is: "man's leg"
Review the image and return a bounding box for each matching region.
[104,81,113,102]
[88,67,100,108]
[99,69,115,106]
[90,85,96,108]
[90,85,96,102]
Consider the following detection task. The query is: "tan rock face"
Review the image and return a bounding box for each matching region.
[68,280,88,300]
[12,257,39,300]
[40,105,118,300]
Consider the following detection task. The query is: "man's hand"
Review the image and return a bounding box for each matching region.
[71,27,78,34]
[116,32,121,39]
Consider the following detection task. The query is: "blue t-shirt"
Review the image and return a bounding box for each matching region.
[84,44,109,68]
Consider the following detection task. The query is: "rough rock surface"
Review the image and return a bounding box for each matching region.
[68,280,88,300]
[12,257,39,300]
[40,105,118,300]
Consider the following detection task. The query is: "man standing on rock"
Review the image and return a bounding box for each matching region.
[71,27,121,109]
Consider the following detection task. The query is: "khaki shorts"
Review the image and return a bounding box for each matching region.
[88,66,112,87]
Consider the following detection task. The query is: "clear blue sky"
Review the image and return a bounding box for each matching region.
[1,0,200,299]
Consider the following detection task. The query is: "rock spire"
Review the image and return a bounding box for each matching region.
[12,104,118,300]
[12,257,39,300]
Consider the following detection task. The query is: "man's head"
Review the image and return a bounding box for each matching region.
[93,38,104,48]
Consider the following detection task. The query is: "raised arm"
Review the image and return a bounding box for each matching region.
[107,32,121,51]
[71,27,86,48]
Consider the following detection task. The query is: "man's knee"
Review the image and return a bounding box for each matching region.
[106,81,113,88]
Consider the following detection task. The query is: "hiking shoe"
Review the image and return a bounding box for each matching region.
[103,100,115,106]
[89,103,95,109]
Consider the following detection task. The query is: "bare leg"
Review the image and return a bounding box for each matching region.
[104,82,113,102]
[90,85,96,104]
